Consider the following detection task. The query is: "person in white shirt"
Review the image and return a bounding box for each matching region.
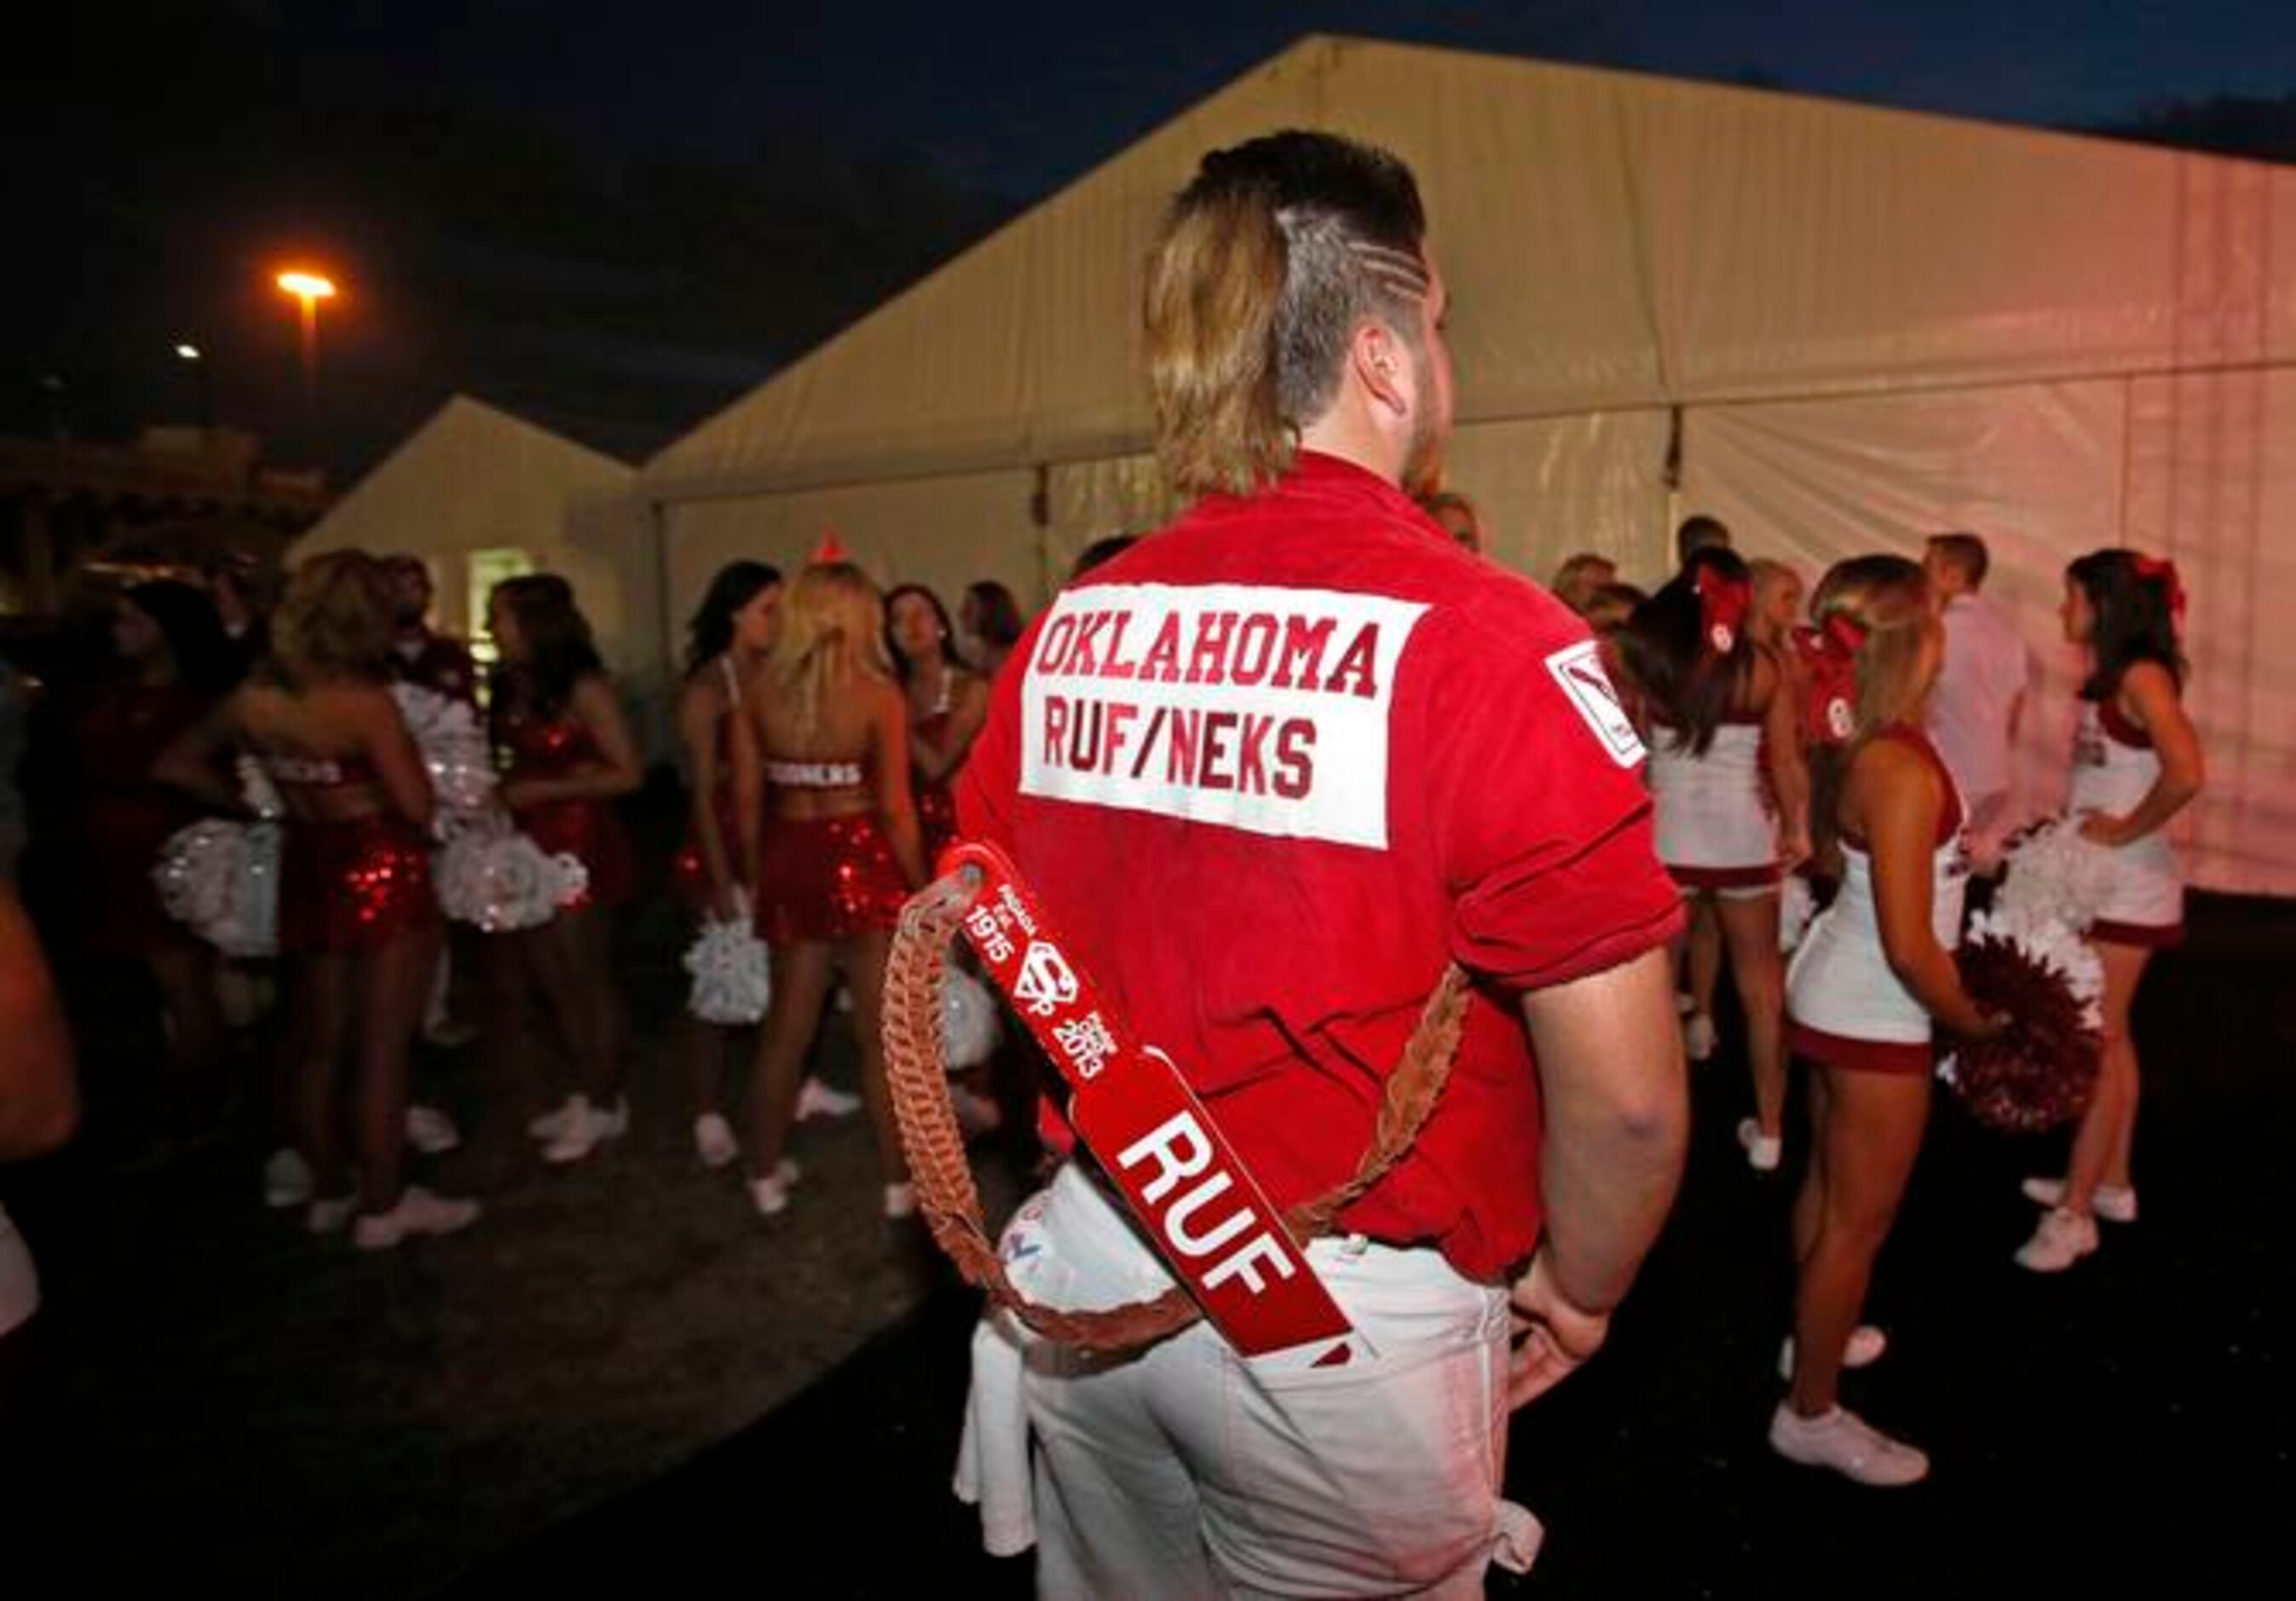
[1922,533,2032,854]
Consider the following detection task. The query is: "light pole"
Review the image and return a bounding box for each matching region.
[175,343,214,438]
[274,269,337,465]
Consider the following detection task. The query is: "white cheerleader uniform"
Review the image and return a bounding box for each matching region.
[1786,728,1969,1072]
[2070,694,2184,947]
[1649,717,1779,897]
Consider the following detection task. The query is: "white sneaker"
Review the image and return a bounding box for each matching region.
[693,1112,740,1170]
[883,1181,918,1220]
[527,1096,582,1142]
[541,1096,630,1165]
[1769,1402,1930,1487]
[306,1194,355,1234]
[1684,1014,1719,1063]
[2022,1176,2137,1224]
[795,1077,862,1120]
[406,1104,461,1155]
[1779,1325,1888,1380]
[264,1147,314,1209]
[1737,1118,1782,1172]
[748,1158,801,1217]
[352,1186,482,1251]
[2016,1206,2100,1273]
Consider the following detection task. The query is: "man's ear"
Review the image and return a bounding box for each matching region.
[1351,319,1410,419]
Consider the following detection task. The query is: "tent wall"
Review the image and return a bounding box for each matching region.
[1682,372,2296,899]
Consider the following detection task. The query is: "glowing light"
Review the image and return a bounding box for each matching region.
[274,270,337,301]
[175,344,202,361]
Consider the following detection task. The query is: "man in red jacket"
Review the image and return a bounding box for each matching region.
[953,131,1687,1597]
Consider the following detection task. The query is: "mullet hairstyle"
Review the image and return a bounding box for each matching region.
[1144,130,1430,498]
[765,562,889,746]
[268,552,395,691]
[1805,554,1935,867]
[1614,546,1758,755]
[2067,548,2184,700]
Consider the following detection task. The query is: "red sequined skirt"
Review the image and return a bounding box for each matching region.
[514,798,637,910]
[280,814,440,954]
[758,812,908,944]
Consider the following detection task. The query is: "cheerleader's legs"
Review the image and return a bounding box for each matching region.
[751,939,836,1181]
[520,904,623,1106]
[2062,942,2152,1213]
[292,953,354,1200]
[1716,893,1788,1141]
[1786,1065,1928,1417]
[835,928,909,1188]
[148,944,225,1083]
[1685,899,1723,1025]
[350,924,438,1216]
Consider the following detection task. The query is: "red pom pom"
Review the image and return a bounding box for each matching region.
[1949,935,2103,1134]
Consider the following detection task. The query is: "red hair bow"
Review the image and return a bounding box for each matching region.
[811,529,850,565]
[1795,612,1868,747]
[1695,564,1753,656]
[2131,554,2186,629]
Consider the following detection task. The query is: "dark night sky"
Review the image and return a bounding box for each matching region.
[4,1,2291,477]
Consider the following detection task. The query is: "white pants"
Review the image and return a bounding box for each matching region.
[956,1165,1539,1599]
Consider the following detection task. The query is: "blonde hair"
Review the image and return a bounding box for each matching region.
[764,562,889,744]
[1144,131,1429,499]
[1807,553,1935,863]
[274,550,394,688]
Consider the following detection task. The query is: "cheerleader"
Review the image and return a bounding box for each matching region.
[885,584,988,865]
[1618,547,1810,1168]
[161,553,476,1247]
[2015,551,2204,1272]
[1774,555,2002,1485]
[487,575,643,1165]
[737,563,926,1218]
[671,562,769,1166]
[72,581,239,1089]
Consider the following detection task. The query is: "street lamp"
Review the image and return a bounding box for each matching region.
[174,342,214,435]
[274,268,337,465]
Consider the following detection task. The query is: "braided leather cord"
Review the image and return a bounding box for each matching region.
[881,869,1468,1355]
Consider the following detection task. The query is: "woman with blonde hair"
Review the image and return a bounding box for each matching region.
[162,552,476,1248]
[1772,554,1999,1484]
[738,561,925,1218]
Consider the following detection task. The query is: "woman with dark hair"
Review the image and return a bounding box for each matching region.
[2015,550,2203,1273]
[737,563,925,1219]
[961,581,1027,682]
[1616,546,1809,1170]
[72,579,239,1088]
[161,552,476,1247]
[488,575,643,1165]
[884,583,988,865]
[673,561,783,1167]
[1774,555,2000,1485]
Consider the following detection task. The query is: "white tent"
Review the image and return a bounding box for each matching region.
[639,36,2296,896]
[296,396,665,731]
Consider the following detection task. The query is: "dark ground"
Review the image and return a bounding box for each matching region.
[6,856,2293,1599]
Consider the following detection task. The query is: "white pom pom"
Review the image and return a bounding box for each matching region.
[154,818,279,957]
[684,916,771,1024]
[390,681,498,824]
[1996,817,2116,936]
[434,817,576,932]
[941,967,1001,1070]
